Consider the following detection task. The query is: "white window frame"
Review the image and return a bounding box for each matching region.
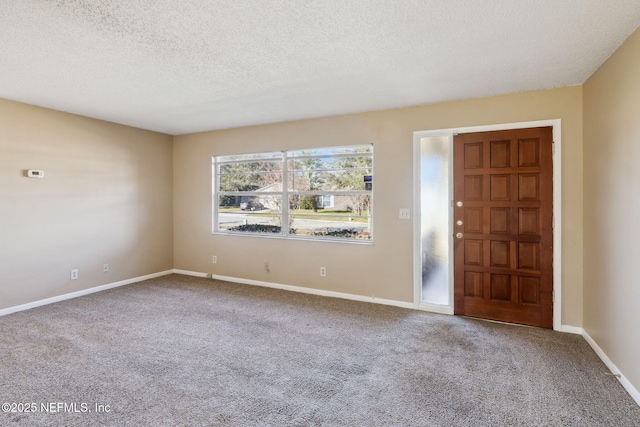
[212,145,374,243]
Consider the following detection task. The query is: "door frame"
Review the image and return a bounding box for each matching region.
[413,119,562,331]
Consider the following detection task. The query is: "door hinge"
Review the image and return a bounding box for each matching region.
[552,141,556,155]
[552,216,555,229]
[552,290,555,303]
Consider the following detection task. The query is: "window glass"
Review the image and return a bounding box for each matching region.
[213,145,373,242]
[218,195,284,234]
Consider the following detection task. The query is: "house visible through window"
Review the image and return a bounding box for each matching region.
[317,195,334,209]
[213,145,373,242]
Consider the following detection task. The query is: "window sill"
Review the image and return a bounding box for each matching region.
[212,230,374,245]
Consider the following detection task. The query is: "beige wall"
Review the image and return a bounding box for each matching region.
[174,86,584,327]
[583,28,640,391]
[0,99,174,310]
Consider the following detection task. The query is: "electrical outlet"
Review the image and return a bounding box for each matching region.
[70,269,79,280]
[399,208,411,219]
[212,255,217,264]
[103,264,109,272]
[264,261,270,272]
[320,267,326,277]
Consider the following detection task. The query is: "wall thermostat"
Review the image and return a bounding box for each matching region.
[27,170,44,178]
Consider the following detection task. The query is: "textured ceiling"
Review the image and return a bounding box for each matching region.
[1,1,639,135]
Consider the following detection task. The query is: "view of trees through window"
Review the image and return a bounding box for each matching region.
[213,145,373,241]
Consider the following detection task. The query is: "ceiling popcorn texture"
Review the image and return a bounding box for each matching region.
[1,0,639,135]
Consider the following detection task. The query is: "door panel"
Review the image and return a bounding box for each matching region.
[453,127,553,328]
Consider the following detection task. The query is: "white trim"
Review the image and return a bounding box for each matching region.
[417,302,453,315]
[0,270,174,317]
[583,330,640,406]
[412,120,563,330]
[173,269,208,278]
[413,136,422,308]
[557,325,583,335]
[174,270,415,310]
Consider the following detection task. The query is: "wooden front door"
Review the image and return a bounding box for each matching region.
[453,127,553,328]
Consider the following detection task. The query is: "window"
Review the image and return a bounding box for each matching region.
[316,195,334,209]
[213,145,373,242]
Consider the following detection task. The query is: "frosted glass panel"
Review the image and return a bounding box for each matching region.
[420,136,450,305]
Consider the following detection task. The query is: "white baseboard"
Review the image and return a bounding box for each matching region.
[582,330,640,406]
[550,326,639,406]
[416,301,454,315]
[174,269,416,310]
[0,270,174,317]
[173,269,208,278]
[558,324,583,335]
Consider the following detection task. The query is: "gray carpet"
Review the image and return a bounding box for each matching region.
[1,274,639,426]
